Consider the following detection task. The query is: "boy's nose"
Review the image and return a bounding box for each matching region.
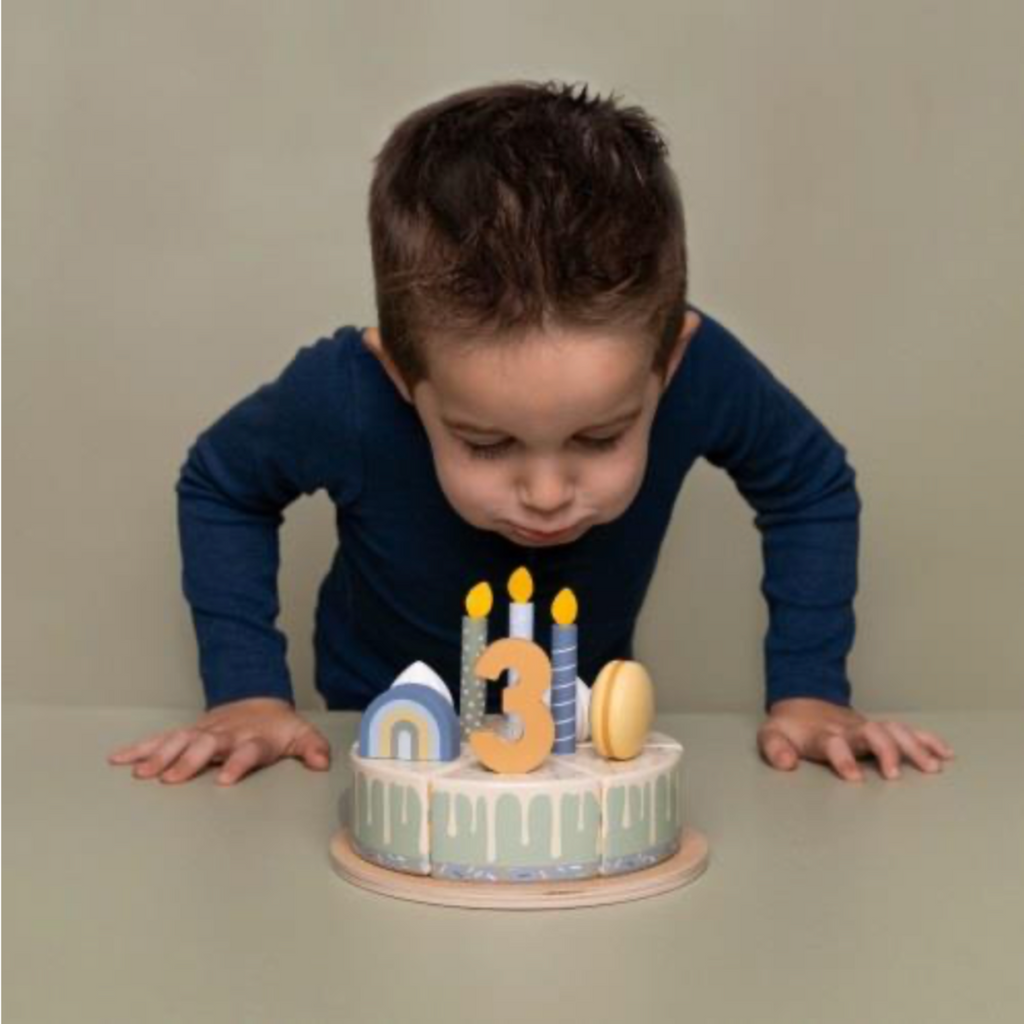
[519,461,574,518]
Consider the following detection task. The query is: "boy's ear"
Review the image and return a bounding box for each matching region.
[661,310,702,391]
[361,327,413,403]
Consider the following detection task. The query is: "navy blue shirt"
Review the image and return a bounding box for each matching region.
[176,307,860,713]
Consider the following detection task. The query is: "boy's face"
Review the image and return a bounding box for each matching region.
[365,313,699,547]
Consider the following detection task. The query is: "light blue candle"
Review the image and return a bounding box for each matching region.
[505,567,535,741]
[551,588,578,755]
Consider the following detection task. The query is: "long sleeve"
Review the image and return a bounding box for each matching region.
[175,333,362,708]
[692,322,861,710]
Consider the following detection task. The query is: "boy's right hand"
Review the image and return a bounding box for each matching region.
[107,698,331,785]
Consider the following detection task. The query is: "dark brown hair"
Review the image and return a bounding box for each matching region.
[367,79,688,386]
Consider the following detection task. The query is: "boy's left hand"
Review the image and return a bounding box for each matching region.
[758,697,955,782]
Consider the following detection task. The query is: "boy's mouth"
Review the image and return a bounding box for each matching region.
[507,522,586,546]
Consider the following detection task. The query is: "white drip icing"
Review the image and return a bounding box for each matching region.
[447,793,459,837]
[551,794,562,859]
[485,790,500,862]
[647,780,655,845]
[520,792,533,846]
[419,786,429,856]
[622,785,632,830]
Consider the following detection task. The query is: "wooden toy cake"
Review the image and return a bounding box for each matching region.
[331,570,708,908]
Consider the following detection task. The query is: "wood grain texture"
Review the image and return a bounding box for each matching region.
[330,826,709,910]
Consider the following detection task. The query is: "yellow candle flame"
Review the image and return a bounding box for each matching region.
[465,581,493,619]
[508,566,534,604]
[552,588,578,626]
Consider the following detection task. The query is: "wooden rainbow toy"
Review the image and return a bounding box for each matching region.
[358,683,460,762]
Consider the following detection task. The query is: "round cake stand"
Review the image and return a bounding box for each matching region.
[330,826,709,910]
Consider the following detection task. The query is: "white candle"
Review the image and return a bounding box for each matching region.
[505,567,535,740]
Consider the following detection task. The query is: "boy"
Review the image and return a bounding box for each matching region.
[110,80,953,786]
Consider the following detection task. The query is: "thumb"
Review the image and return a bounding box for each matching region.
[293,727,332,771]
[758,725,800,771]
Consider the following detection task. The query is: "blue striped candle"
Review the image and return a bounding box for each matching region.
[550,588,578,755]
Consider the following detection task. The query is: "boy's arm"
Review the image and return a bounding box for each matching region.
[109,332,362,785]
[176,333,362,708]
[690,319,953,779]
[694,321,859,711]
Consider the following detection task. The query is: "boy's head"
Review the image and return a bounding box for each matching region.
[363,79,697,547]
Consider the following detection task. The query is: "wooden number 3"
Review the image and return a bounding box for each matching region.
[469,638,555,774]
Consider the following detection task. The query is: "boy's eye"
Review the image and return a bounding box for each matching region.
[575,433,623,452]
[461,432,625,460]
[463,438,515,460]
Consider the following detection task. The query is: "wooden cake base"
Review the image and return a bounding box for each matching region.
[330,825,709,910]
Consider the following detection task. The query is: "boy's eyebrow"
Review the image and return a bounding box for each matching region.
[442,407,643,436]
[441,416,505,435]
[577,408,644,433]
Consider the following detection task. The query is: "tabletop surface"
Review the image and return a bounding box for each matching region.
[4,705,1023,1024]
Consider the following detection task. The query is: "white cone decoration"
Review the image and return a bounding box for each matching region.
[574,677,591,742]
[541,676,590,742]
[390,660,453,705]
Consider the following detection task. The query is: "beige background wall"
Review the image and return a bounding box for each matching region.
[5,1,1023,713]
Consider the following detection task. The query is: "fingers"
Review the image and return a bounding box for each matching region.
[849,721,956,780]
[159,731,231,784]
[110,704,331,787]
[758,725,800,771]
[857,722,903,780]
[821,734,864,783]
[130,730,195,780]
[108,733,169,765]
[112,728,235,784]
[885,721,943,774]
[291,728,332,772]
[912,728,955,761]
[217,738,275,786]
[759,707,957,785]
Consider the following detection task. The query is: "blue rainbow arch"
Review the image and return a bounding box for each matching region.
[359,683,460,762]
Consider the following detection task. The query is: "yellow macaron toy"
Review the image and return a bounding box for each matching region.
[590,660,655,760]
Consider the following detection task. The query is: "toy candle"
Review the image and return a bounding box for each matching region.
[550,588,579,755]
[505,567,535,739]
[459,582,493,740]
[508,566,535,647]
